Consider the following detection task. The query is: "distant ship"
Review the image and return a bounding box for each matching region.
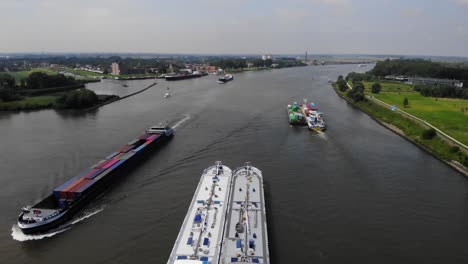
[218,74,233,83]
[287,102,307,126]
[17,125,174,234]
[165,70,207,81]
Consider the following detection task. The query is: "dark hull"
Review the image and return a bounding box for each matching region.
[165,74,202,81]
[19,134,173,234]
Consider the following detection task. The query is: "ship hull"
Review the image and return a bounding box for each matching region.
[165,74,202,81]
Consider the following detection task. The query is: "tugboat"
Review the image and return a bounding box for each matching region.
[287,102,307,126]
[301,100,326,132]
[218,74,233,83]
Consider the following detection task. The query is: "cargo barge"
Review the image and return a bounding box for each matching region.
[17,125,174,234]
[287,102,307,126]
[167,161,232,264]
[220,162,270,264]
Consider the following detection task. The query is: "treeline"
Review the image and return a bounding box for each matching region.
[371,59,468,80]
[414,84,468,99]
[0,74,20,102]
[25,72,78,89]
[346,66,468,99]
[336,75,366,102]
[207,58,305,70]
[55,89,99,109]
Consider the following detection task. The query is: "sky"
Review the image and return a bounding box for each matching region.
[0,0,467,57]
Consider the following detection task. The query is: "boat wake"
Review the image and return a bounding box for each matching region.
[172,114,190,130]
[315,131,328,140]
[11,207,104,241]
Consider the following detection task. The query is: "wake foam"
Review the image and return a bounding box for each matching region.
[172,114,190,130]
[11,207,104,241]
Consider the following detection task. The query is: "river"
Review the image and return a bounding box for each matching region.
[1,65,468,264]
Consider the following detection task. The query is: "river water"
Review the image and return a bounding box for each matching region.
[1,65,468,264]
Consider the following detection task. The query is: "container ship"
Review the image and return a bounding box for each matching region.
[301,100,326,132]
[167,162,269,264]
[165,70,207,81]
[167,161,232,264]
[17,125,174,234]
[220,162,270,264]
[287,102,306,126]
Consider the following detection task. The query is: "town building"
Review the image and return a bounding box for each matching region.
[407,77,463,87]
[111,62,120,75]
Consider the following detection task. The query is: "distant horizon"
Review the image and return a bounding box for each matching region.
[1,51,467,61]
[1,1,468,58]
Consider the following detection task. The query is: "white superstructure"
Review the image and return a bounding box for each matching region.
[168,162,232,264]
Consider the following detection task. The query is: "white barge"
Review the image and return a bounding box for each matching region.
[167,162,269,264]
[167,161,232,264]
[220,162,269,264]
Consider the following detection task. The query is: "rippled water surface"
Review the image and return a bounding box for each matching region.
[1,65,468,264]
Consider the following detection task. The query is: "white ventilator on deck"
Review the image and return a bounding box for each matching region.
[220,162,270,264]
[168,161,232,264]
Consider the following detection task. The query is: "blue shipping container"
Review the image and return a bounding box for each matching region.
[110,160,125,170]
[134,144,146,152]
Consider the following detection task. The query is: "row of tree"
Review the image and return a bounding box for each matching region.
[0,74,20,102]
[371,59,468,81]
[55,89,99,109]
[414,84,468,99]
[25,72,78,90]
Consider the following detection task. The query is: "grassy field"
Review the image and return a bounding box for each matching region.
[63,68,159,79]
[333,84,467,167]
[361,81,468,145]
[5,68,58,83]
[0,96,58,111]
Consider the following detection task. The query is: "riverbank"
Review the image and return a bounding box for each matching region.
[331,83,468,177]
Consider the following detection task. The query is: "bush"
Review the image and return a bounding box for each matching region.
[371,82,381,94]
[336,75,348,92]
[449,146,460,153]
[422,128,436,139]
[403,97,409,107]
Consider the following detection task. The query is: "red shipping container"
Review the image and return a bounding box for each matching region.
[67,178,93,193]
[147,134,157,141]
[102,159,120,169]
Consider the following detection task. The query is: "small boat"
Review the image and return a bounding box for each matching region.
[218,74,233,83]
[122,84,128,87]
[164,92,171,98]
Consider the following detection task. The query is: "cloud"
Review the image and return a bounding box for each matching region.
[400,8,425,18]
[309,0,350,7]
[454,0,468,6]
[455,26,467,37]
